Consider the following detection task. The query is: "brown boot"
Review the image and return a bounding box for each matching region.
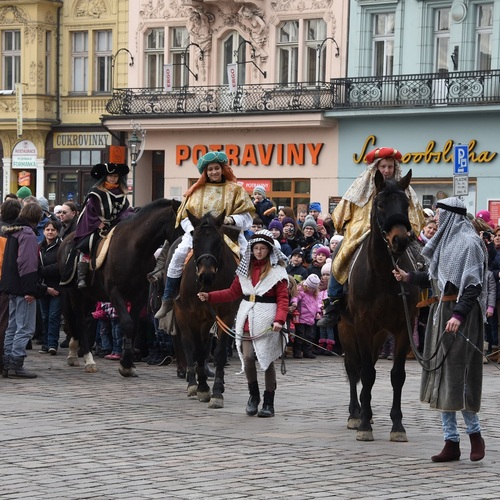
[469,432,485,462]
[431,440,461,462]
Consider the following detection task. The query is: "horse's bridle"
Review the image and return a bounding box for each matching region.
[195,252,220,273]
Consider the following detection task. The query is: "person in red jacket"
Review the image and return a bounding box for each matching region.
[198,230,289,418]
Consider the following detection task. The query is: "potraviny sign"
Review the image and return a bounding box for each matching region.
[12,140,37,169]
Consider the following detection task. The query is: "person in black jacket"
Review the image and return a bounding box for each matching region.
[1,202,43,378]
[252,185,276,228]
[38,219,62,355]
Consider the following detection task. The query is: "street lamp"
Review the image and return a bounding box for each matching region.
[128,131,142,205]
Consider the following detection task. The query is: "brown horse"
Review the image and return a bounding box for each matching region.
[339,170,420,441]
[58,198,181,376]
[173,211,240,407]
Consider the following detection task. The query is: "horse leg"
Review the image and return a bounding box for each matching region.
[340,326,361,429]
[82,311,97,373]
[179,330,198,397]
[195,333,211,402]
[110,289,138,378]
[208,327,227,409]
[389,335,408,442]
[357,346,376,441]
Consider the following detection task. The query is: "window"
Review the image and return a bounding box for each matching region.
[222,32,246,85]
[170,27,189,88]
[306,19,327,83]
[372,13,394,77]
[72,31,88,92]
[277,21,298,84]
[2,30,21,90]
[476,4,493,71]
[434,8,450,73]
[61,150,101,166]
[145,28,164,88]
[95,30,112,92]
[45,31,51,93]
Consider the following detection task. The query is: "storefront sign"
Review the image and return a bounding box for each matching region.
[53,132,111,148]
[238,180,272,193]
[176,143,324,167]
[109,145,126,163]
[12,140,37,168]
[354,135,497,165]
[488,200,500,227]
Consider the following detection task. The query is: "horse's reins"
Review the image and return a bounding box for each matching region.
[378,218,500,371]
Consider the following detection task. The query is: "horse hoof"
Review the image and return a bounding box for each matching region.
[119,366,138,377]
[356,430,374,441]
[67,356,80,367]
[347,418,360,430]
[187,385,197,397]
[390,431,408,442]
[208,397,224,409]
[197,391,211,403]
[84,363,97,373]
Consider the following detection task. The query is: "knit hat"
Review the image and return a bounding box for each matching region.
[302,215,317,231]
[330,235,344,244]
[249,229,274,250]
[268,219,283,232]
[282,216,295,227]
[364,147,403,164]
[476,210,492,223]
[303,274,320,290]
[91,162,129,180]
[54,204,63,215]
[38,196,50,213]
[253,185,266,196]
[16,186,32,199]
[196,150,228,174]
[423,208,435,218]
[321,263,331,275]
[309,202,321,212]
[315,246,331,258]
[291,247,304,258]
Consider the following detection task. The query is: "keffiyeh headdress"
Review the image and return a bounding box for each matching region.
[236,229,288,277]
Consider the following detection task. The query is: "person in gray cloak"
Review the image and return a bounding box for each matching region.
[198,230,289,418]
[393,197,486,463]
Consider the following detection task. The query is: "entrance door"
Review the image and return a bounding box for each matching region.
[45,169,93,208]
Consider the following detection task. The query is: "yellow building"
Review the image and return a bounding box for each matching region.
[0,0,130,207]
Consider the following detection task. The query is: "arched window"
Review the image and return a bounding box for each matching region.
[222,31,246,85]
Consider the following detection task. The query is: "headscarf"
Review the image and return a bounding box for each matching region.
[422,197,486,302]
[236,229,287,277]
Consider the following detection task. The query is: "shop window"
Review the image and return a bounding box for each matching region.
[145,28,165,88]
[2,30,21,90]
[269,179,310,214]
[60,150,101,166]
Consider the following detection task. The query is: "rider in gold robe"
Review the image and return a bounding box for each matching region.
[318,147,424,326]
[155,150,255,318]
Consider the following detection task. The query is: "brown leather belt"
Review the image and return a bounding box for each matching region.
[417,295,458,308]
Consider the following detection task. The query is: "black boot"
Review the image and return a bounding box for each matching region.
[257,390,275,417]
[2,354,10,378]
[77,261,89,289]
[9,356,37,379]
[317,298,341,327]
[431,440,461,462]
[246,381,260,416]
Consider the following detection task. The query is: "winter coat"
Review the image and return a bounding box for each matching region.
[286,263,308,283]
[1,220,40,297]
[254,198,276,227]
[411,272,483,412]
[291,288,322,326]
[39,237,62,292]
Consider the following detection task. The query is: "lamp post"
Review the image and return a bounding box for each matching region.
[128,131,142,205]
[111,48,134,91]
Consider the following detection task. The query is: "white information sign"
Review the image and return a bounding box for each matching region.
[453,175,469,196]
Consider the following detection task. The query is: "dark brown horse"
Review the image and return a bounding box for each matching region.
[58,198,181,376]
[173,211,239,407]
[339,170,419,441]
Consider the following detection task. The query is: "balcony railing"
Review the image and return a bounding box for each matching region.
[105,82,336,115]
[331,69,500,108]
[104,70,500,117]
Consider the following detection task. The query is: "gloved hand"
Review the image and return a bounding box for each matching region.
[224,216,235,225]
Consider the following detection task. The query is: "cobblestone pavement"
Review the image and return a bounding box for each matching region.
[1,346,499,499]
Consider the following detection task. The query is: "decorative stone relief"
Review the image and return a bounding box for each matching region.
[187,5,215,53]
[0,6,29,25]
[238,4,267,48]
[75,0,107,18]
[270,0,333,12]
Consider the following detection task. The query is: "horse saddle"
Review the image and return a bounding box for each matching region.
[90,226,117,271]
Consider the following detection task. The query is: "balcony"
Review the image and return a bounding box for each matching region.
[104,70,500,117]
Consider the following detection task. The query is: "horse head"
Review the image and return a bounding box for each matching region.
[188,210,225,286]
[373,169,413,255]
